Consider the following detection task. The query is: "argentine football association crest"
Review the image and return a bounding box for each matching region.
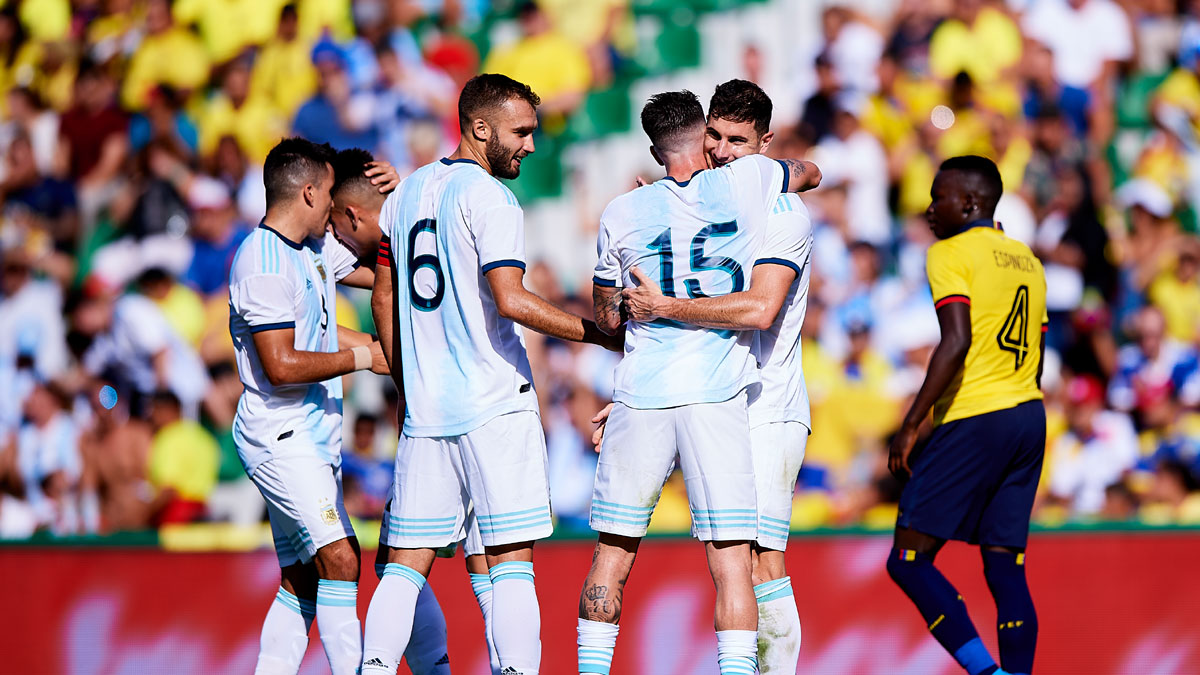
[320,506,338,525]
[314,256,328,283]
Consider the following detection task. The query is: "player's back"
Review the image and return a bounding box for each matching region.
[927,224,1047,425]
[383,158,536,437]
[594,154,786,409]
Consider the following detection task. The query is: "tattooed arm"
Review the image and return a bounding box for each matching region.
[780,158,822,193]
[592,283,625,335]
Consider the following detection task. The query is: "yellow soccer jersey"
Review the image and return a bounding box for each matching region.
[927,224,1047,426]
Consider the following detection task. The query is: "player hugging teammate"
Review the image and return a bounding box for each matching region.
[230,70,1046,675]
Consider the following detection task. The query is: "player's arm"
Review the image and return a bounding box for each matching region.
[779,158,821,193]
[888,301,972,477]
[592,283,625,335]
[336,325,376,349]
[486,267,621,350]
[252,328,387,385]
[338,265,375,289]
[622,264,795,331]
[370,243,405,392]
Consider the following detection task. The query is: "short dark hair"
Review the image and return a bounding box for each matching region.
[641,90,705,151]
[263,137,336,208]
[332,147,375,198]
[708,79,772,137]
[939,154,1003,213]
[458,73,541,132]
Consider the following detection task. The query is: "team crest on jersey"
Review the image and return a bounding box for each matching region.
[320,506,338,525]
[314,257,327,282]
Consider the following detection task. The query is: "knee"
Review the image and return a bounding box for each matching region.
[751,549,786,586]
[886,548,930,587]
[316,540,361,581]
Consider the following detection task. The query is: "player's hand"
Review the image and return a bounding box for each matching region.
[634,175,647,188]
[365,161,401,194]
[621,267,665,322]
[368,340,390,375]
[591,402,613,453]
[888,425,919,479]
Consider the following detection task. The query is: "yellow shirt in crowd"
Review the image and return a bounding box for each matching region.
[173,0,286,64]
[483,31,592,105]
[121,27,211,110]
[197,93,287,162]
[251,36,319,120]
[149,420,219,501]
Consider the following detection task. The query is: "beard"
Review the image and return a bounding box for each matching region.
[486,134,523,179]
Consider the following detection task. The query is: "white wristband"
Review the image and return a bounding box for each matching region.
[351,345,371,371]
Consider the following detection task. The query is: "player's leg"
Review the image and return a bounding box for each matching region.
[978,401,1046,675]
[465,512,501,675]
[255,496,317,675]
[373,509,452,675]
[300,463,363,675]
[362,434,463,674]
[251,461,319,675]
[579,402,676,675]
[678,392,759,675]
[749,422,808,673]
[461,411,555,675]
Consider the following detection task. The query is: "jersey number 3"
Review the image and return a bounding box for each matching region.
[648,221,744,298]
[997,284,1030,370]
[407,218,445,311]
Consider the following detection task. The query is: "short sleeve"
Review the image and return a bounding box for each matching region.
[593,215,621,288]
[755,194,813,277]
[376,191,401,269]
[231,274,297,332]
[474,189,526,274]
[727,154,788,214]
[322,232,359,281]
[927,241,972,309]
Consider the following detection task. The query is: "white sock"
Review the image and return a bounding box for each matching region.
[489,561,541,675]
[716,629,758,675]
[316,579,362,675]
[754,577,801,674]
[255,587,315,675]
[469,572,501,674]
[405,583,450,674]
[361,564,426,674]
[577,618,619,675]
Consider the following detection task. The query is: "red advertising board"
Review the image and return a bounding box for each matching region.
[3,531,1198,673]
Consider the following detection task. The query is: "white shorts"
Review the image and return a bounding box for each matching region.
[378,501,485,557]
[591,391,756,541]
[383,410,553,550]
[750,421,808,551]
[251,457,356,567]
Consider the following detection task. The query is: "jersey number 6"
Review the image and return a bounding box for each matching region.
[407,218,445,311]
[648,221,745,298]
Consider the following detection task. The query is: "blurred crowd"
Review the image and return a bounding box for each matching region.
[2,0,1200,540]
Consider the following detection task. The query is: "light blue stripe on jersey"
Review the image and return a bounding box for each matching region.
[489,561,535,584]
[382,563,426,590]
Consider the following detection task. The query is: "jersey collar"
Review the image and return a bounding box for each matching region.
[258,221,306,250]
[957,218,1001,235]
[661,169,705,188]
[440,157,481,168]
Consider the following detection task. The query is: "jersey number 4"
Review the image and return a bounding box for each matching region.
[407,219,445,311]
[647,221,744,298]
[997,285,1030,370]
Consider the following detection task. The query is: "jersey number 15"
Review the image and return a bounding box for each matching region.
[647,221,744,298]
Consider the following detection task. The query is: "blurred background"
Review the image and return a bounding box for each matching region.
[2,0,1199,672]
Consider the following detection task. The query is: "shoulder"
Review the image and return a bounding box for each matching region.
[772,193,811,219]
[471,171,520,210]
[599,189,640,227]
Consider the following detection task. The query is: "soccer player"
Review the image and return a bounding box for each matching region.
[329,147,497,674]
[618,79,817,673]
[228,137,386,675]
[580,89,815,675]
[362,73,618,675]
[886,156,1047,675]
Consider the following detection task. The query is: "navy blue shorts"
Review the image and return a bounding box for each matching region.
[897,400,1046,548]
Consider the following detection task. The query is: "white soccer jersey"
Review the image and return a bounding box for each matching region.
[379,157,537,437]
[228,226,359,474]
[749,193,814,430]
[593,154,787,409]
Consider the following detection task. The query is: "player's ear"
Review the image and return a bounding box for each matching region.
[649,146,664,167]
[303,182,316,208]
[472,118,490,143]
[758,130,774,153]
[345,204,358,230]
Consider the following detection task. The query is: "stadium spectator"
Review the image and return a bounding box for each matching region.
[15,380,83,534]
[1047,375,1140,515]
[180,177,250,297]
[1108,306,1200,412]
[145,390,218,525]
[292,40,378,151]
[197,57,286,164]
[119,0,210,111]
[251,4,319,121]
[482,2,591,118]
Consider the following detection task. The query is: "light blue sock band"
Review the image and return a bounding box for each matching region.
[316,579,358,607]
[489,560,535,584]
[381,563,426,591]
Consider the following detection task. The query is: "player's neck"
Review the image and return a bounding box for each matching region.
[447,142,490,174]
[262,205,317,246]
[663,154,709,184]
